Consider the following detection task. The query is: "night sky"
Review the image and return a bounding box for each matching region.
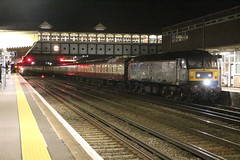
[0,0,240,33]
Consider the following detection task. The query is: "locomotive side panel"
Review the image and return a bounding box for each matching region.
[128,61,177,85]
[128,62,150,81]
[151,61,177,85]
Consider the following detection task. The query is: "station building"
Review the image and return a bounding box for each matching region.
[33,28,162,60]
[162,6,240,87]
[1,22,162,66]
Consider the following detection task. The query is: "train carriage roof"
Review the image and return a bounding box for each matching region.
[76,55,112,64]
[76,55,132,64]
[130,50,213,62]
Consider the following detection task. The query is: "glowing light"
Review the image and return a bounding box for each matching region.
[27,58,32,62]
[53,45,59,51]
[203,80,211,86]
[60,58,64,62]
[41,75,45,79]
[208,74,212,78]
[197,74,201,78]
[59,57,76,62]
[0,30,38,48]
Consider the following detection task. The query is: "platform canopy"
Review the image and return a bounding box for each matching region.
[0,30,38,49]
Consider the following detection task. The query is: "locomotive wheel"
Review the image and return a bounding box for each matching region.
[173,88,185,101]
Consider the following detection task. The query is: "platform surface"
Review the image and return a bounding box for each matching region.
[0,74,96,160]
[222,86,240,93]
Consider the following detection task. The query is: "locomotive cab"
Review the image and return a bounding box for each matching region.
[187,55,221,100]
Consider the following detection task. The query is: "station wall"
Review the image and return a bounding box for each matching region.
[30,42,161,55]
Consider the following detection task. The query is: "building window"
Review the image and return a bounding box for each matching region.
[235,51,240,62]
[171,31,188,43]
[123,34,131,43]
[236,64,240,74]
[97,34,105,42]
[106,34,114,42]
[41,32,50,41]
[79,33,87,42]
[235,51,240,74]
[51,32,60,41]
[132,34,140,43]
[149,35,157,43]
[70,33,78,41]
[61,33,69,41]
[88,33,97,42]
[115,34,123,42]
[157,35,162,43]
[141,35,148,43]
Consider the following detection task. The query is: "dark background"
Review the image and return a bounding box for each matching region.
[0,0,239,33]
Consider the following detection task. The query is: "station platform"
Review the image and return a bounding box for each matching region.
[221,87,240,107]
[222,86,240,93]
[0,74,102,160]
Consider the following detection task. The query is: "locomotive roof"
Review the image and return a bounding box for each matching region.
[130,50,213,62]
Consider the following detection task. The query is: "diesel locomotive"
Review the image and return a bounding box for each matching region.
[20,50,221,101]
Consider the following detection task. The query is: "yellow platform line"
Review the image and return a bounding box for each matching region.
[15,75,51,160]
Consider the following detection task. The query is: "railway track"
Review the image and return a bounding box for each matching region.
[25,76,240,159]
[27,78,169,160]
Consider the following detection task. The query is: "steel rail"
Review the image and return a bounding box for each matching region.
[44,79,226,160]
[30,79,170,160]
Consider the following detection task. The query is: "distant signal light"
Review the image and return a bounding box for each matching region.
[27,58,32,62]
[59,57,64,62]
[41,75,45,79]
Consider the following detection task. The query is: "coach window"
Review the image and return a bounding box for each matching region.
[51,32,60,41]
[123,34,131,43]
[115,34,123,43]
[70,33,78,41]
[118,64,124,74]
[149,35,157,43]
[89,33,96,42]
[141,35,148,43]
[97,34,105,42]
[79,33,87,42]
[61,33,69,41]
[132,35,140,43]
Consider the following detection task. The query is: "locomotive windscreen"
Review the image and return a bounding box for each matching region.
[188,57,218,69]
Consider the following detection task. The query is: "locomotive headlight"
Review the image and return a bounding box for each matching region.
[208,73,212,78]
[196,73,201,78]
[203,80,211,86]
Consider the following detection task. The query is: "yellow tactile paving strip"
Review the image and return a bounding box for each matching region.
[15,75,51,160]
